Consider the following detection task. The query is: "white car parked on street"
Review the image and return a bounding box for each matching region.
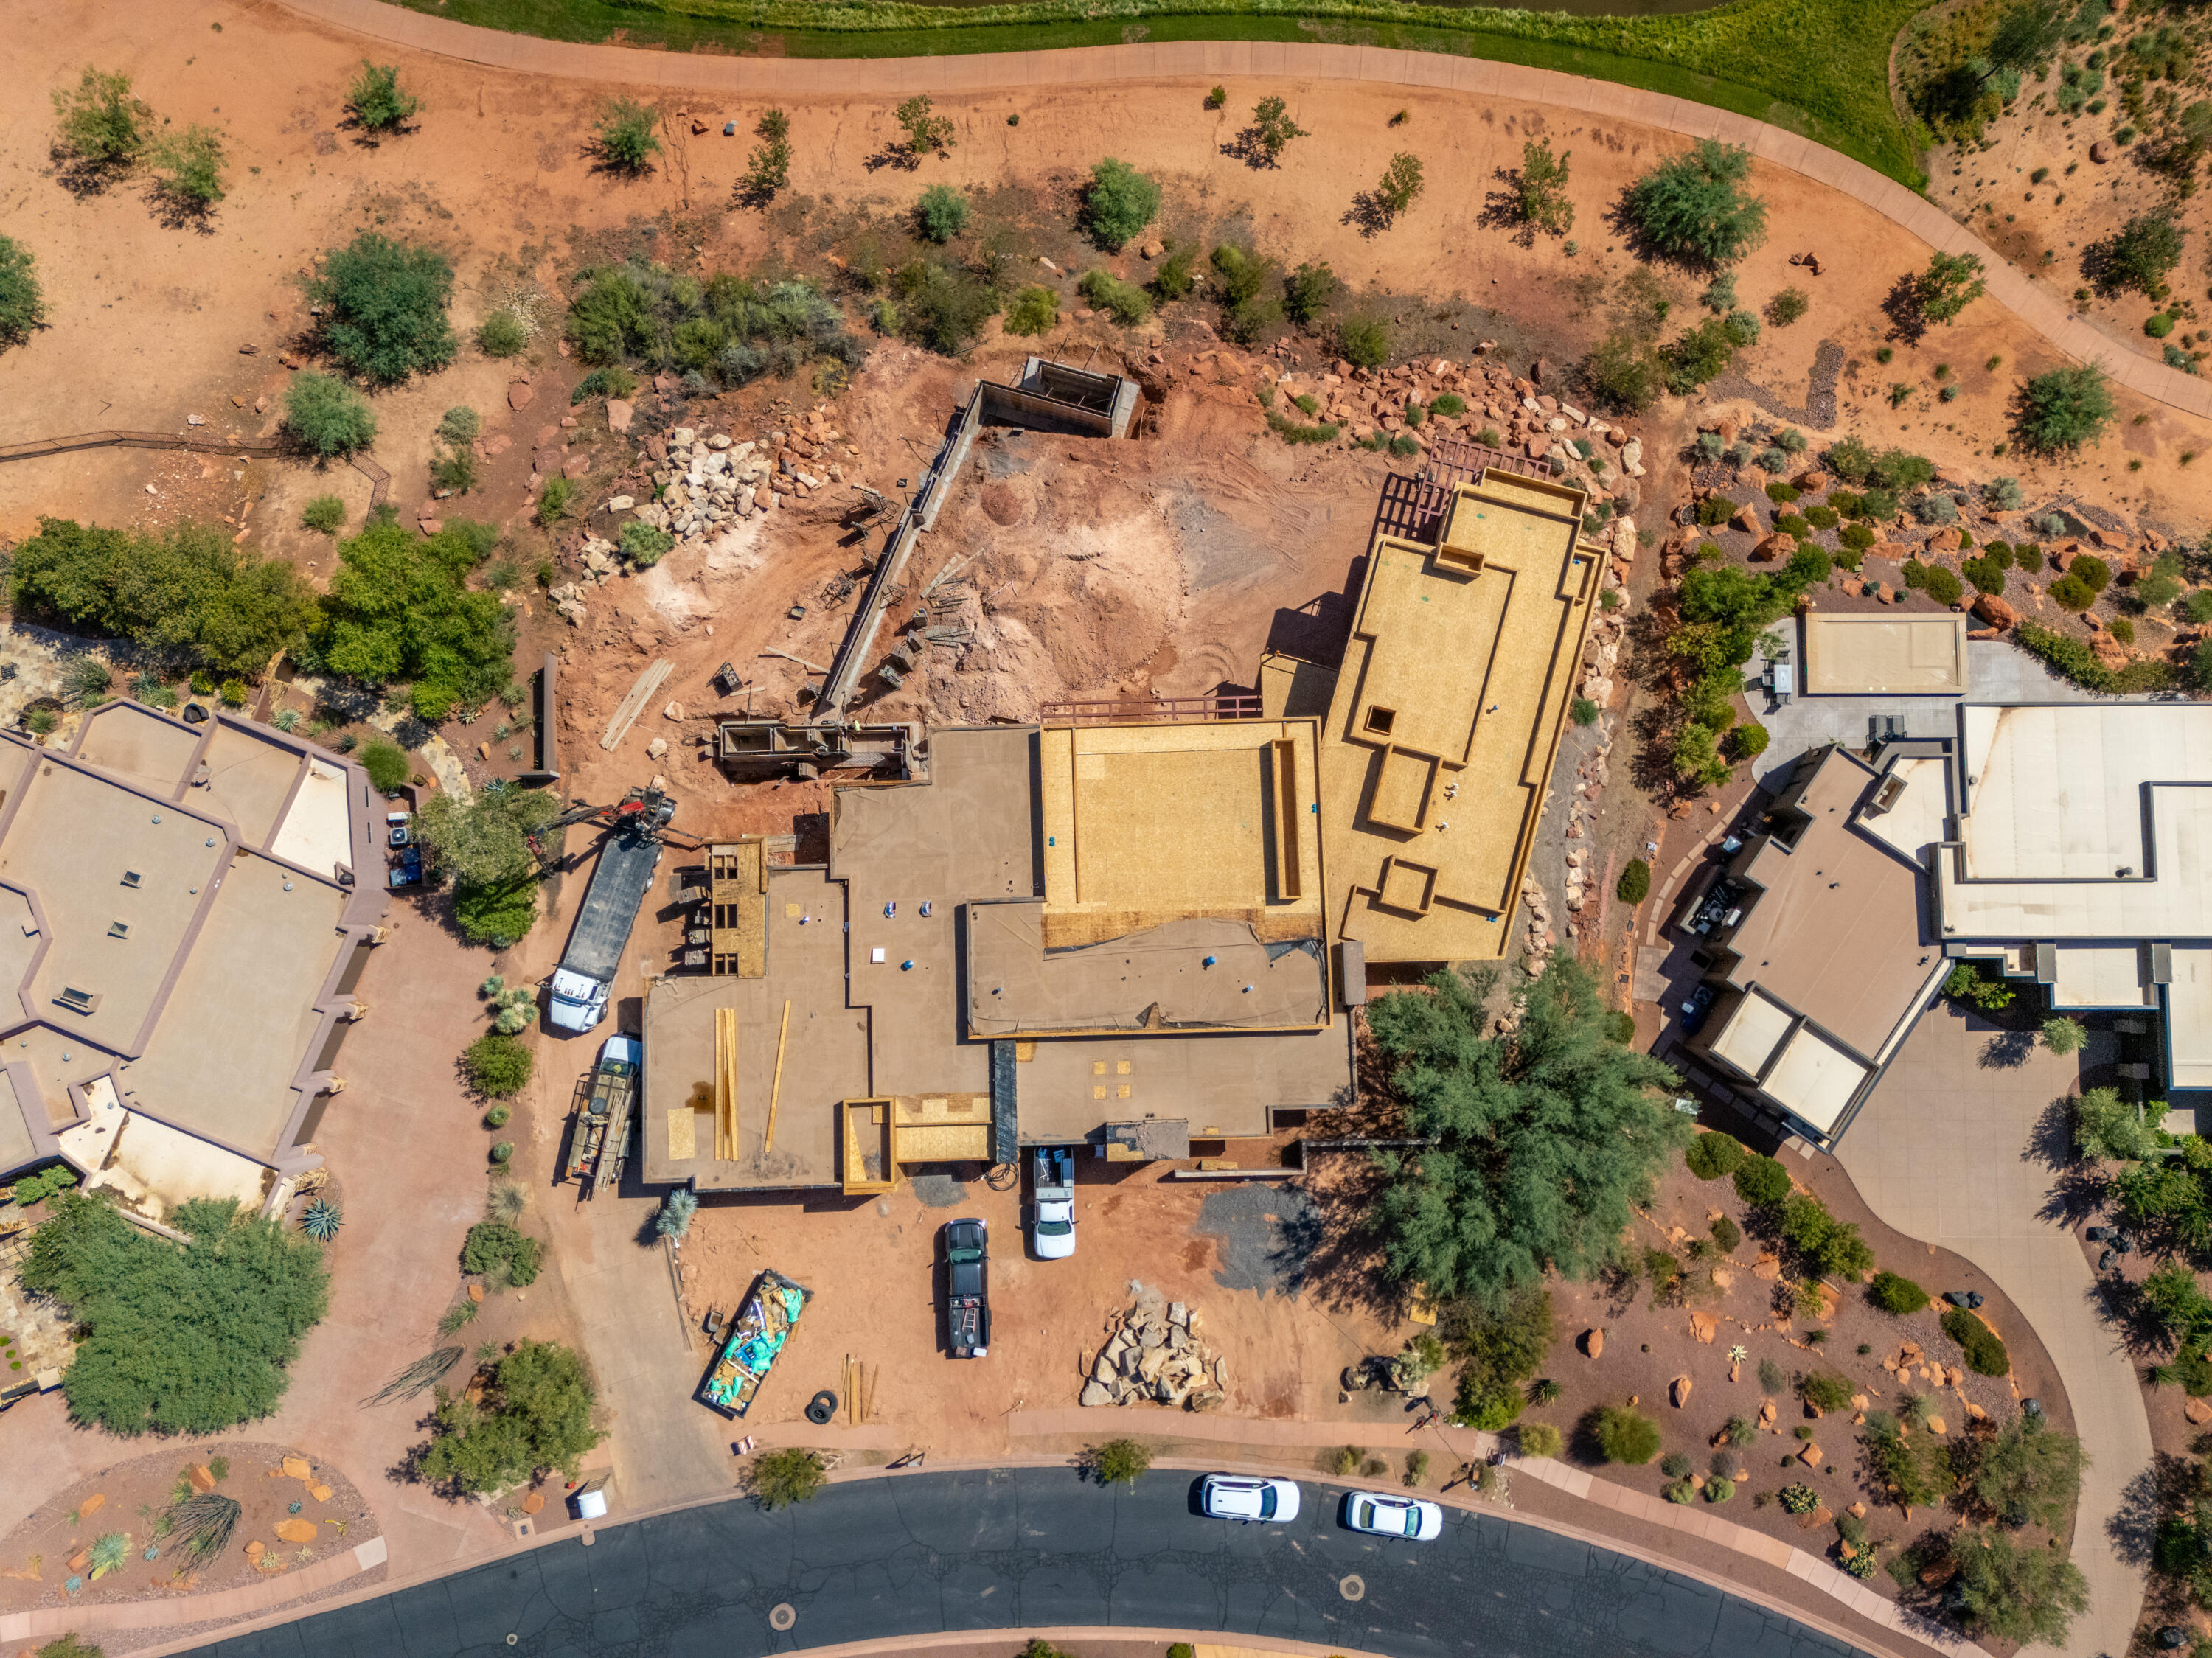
[1200,1474,1301,1524]
[1341,1491,1444,1541]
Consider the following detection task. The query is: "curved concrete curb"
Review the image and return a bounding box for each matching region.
[136,1452,1930,1658]
[270,0,2212,424]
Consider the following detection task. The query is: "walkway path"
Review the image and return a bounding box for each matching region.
[271,0,2212,424]
[1836,1006,2152,1658]
[162,1463,1877,1658]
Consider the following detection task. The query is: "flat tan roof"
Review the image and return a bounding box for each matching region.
[1716,748,1945,1060]
[1317,470,1595,964]
[1801,614,1968,695]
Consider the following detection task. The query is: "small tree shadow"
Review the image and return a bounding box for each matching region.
[1978,1029,2035,1069]
[1882,271,1932,346]
[863,145,921,175]
[2108,1450,2195,1567]
[1220,128,1278,170]
[1342,191,1395,240]
[147,181,219,235]
[1478,169,1537,248]
[49,145,129,199]
[584,141,657,182]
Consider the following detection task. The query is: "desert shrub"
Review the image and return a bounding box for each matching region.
[1735,1154,1792,1205]
[1444,1287,1552,1430]
[1923,566,1964,606]
[0,236,47,349]
[1973,1413,2084,1528]
[285,372,378,458]
[345,61,420,134]
[1083,159,1160,251]
[477,308,529,358]
[1869,1271,1930,1314]
[915,184,969,243]
[1963,555,2007,594]
[1004,285,1058,336]
[1082,1438,1151,1485]
[455,877,540,948]
[462,1032,534,1098]
[2015,365,2114,453]
[2016,621,2174,694]
[567,262,863,387]
[1570,696,1600,726]
[52,66,147,174]
[596,98,661,171]
[1514,136,1575,237]
[1663,317,1743,394]
[149,125,226,209]
[1208,244,1280,344]
[1376,152,1425,217]
[1686,1131,1745,1180]
[1580,331,1664,414]
[1778,1482,1820,1514]
[1943,1306,2011,1376]
[1284,261,1337,326]
[1661,1452,1692,1479]
[2090,209,2185,296]
[24,1194,328,1435]
[1953,1528,2089,1646]
[1799,1370,1855,1413]
[1617,858,1651,905]
[419,1340,598,1494]
[1078,268,1152,327]
[361,739,408,793]
[1338,313,1390,369]
[894,258,999,355]
[1943,961,2015,1012]
[436,405,480,446]
[748,1448,827,1510]
[1711,1214,1742,1253]
[10,1165,79,1208]
[306,233,456,385]
[1594,1405,1662,1464]
[894,94,955,159]
[1517,1421,1562,1458]
[1766,286,1809,326]
[2040,1014,2087,1056]
[620,520,674,568]
[1727,724,1769,762]
[740,109,793,203]
[429,449,476,495]
[1705,1475,1736,1503]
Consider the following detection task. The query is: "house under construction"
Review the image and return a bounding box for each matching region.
[641,465,1596,1194]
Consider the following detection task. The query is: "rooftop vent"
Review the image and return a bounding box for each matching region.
[107,920,128,939]
[120,871,140,888]
[55,986,100,1014]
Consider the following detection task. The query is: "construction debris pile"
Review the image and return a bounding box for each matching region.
[1079,1283,1228,1411]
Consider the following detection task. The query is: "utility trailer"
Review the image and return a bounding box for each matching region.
[700,1269,811,1418]
[565,1034,641,1191]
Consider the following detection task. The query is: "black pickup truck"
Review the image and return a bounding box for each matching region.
[941,1216,990,1359]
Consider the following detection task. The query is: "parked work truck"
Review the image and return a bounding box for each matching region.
[545,788,695,1034]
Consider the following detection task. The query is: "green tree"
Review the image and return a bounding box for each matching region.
[1617,859,1652,905]
[1916,250,1987,324]
[596,98,660,172]
[1441,1288,1552,1429]
[1366,958,1689,1310]
[1248,96,1307,165]
[894,94,954,159]
[52,67,147,175]
[1983,0,2067,83]
[23,1193,329,1435]
[318,519,514,714]
[9,517,318,675]
[1084,159,1161,251]
[344,61,420,136]
[2091,209,2185,296]
[740,109,792,204]
[1860,1410,1952,1508]
[1672,722,1731,790]
[1579,331,1663,414]
[307,233,457,385]
[1868,1271,1930,1314]
[148,125,227,210]
[0,235,48,349]
[412,782,560,890]
[1515,137,1574,237]
[2039,1014,2087,1056]
[418,1340,602,1494]
[1003,285,1058,335]
[360,739,409,793]
[1972,1412,2085,1528]
[1953,1528,2089,1645]
[915,184,969,243]
[1377,153,1425,219]
[2013,363,2115,456]
[748,1448,827,1508]
[1779,1193,1874,1281]
[1942,961,2016,1012]
[1624,140,1767,267]
[285,371,378,458]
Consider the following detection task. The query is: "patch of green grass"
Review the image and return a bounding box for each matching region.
[367,0,1933,184]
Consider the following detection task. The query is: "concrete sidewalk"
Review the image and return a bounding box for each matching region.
[1837,1006,2151,1658]
[269,0,2212,424]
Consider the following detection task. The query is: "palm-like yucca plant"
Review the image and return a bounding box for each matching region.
[302,1198,343,1241]
[168,1494,241,1565]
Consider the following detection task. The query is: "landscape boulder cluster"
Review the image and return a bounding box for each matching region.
[1079,1285,1228,1411]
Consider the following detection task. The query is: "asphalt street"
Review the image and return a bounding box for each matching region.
[175,1467,1870,1657]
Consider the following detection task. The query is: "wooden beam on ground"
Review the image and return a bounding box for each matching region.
[714,1006,740,1162]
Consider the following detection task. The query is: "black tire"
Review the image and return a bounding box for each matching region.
[805,1390,838,1425]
